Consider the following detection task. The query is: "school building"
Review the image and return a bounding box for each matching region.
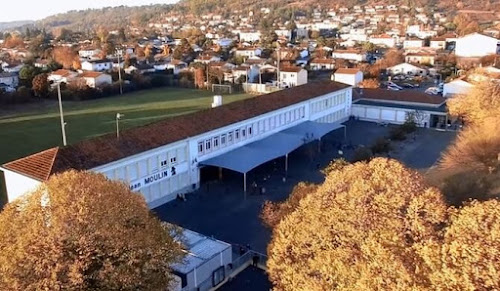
[1,81,352,208]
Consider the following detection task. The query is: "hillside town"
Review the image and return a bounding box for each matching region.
[0,2,500,291]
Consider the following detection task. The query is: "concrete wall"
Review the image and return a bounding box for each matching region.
[0,168,41,202]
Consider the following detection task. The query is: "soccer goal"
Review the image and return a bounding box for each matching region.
[212,84,232,94]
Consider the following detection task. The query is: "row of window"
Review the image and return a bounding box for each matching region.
[109,146,186,182]
[311,93,347,114]
[198,106,306,155]
[315,109,346,123]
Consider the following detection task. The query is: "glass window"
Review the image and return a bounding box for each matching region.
[242,128,246,137]
[221,134,226,145]
[213,136,219,148]
[235,129,240,140]
[248,126,252,136]
[198,142,203,153]
[228,131,233,142]
[170,157,177,164]
[205,139,211,150]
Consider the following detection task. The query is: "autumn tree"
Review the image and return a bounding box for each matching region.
[0,171,183,290]
[358,78,380,88]
[418,199,500,289]
[267,158,448,290]
[32,73,49,98]
[52,46,80,69]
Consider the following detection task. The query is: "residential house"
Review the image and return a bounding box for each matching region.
[331,49,367,62]
[332,68,363,87]
[79,71,113,88]
[275,29,292,41]
[430,37,446,50]
[48,69,78,84]
[279,67,308,87]
[2,62,23,73]
[167,59,188,75]
[0,72,19,88]
[81,59,113,72]
[239,31,261,42]
[309,58,336,71]
[403,38,424,49]
[234,47,262,58]
[405,52,436,65]
[455,33,499,58]
[79,48,102,59]
[387,63,428,76]
[124,63,156,74]
[369,34,396,48]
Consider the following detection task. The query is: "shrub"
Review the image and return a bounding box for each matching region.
[352,146,373,162]
[389,127,407,141]
[371,138,392,154]
[401,120,417,133]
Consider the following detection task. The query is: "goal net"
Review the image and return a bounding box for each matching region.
[212,84,232,94]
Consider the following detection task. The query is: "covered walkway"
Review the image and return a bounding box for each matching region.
[199,121,345,195]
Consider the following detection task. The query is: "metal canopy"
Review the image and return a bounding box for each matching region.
[199,121,344,174]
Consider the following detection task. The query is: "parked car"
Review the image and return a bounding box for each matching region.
[387,82,403,90]
[388,85,402,91]
[402,83,415,88]
[425,87,439,95]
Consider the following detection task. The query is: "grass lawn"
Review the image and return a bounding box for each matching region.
[0,87,252,164]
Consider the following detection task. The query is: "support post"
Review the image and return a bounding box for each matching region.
[444,115,448,131]
[285,153,288,176]
[243,172,247,199]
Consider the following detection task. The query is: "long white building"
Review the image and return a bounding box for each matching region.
[1,81,352,208]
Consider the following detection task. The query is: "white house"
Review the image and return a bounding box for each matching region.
[455,33,499,58]
[234,47,262,58]
[430,37,447,50]
[275,29,292,41]
[239,31,261,42]
[352,88,447,128]
[0,72,19,87]
[442,79,475,97]
[79,48,102,59]
[48,69,78,84]
[79,71,112,88]
[81,59,113,72]
[167,60,188,75]
[0,82,352,207]
[332,68,363,87]
[387,63,428,76]
[403,38,424,49]
[309,58,336,71]
[331,49,367,62]
[405,52,436,65]
[279,67,308,87]
[369,34,396,48]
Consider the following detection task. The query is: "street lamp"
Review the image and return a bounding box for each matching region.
[116,48,123,95]
[57,82,67,146]
[116,113,124,140]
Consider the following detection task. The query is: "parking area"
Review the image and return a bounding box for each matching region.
[153,120,456,257]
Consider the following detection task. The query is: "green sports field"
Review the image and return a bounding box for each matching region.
[0,88,252,164]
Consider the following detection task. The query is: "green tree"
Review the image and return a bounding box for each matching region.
[0,170,183,290]
[19,65,40,87]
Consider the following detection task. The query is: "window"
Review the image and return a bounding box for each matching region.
[213,136,219,148]
[198,142,204,153]
[228,131,233,142]
[248,126,252,136]
[221,134,226,145]
[205,139,211,151]
[170,157,177,164]
[160,160,168,167]
[242,128,246,138]
[235,129,240,140]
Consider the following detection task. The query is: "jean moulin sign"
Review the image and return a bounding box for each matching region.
[129,166,176,191]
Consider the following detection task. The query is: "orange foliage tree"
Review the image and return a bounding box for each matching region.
[267,158,448,290]
[0,171,183,290]
[52,46,80,69]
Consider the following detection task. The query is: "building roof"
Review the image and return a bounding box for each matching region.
[51,69,75,77]
[335,68,360,75]
[310,58,336,64]
[3,81,350,181]
[280,66,303,73]
[353,88,446,105]
[80,71,103,78]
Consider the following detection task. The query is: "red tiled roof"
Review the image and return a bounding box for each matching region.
[353,88,446,105]
[280,66,303,73]
[51,69,74,77]
[80,71,103,78]
[335,68,361,75]
[3,148,59,181]
[310,58,336,64]
[4,81,350,180]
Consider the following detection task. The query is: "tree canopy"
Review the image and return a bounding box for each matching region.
[0,170,183,290]
[267,158,500,290]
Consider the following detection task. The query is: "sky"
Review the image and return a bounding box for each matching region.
[2,0,179,22]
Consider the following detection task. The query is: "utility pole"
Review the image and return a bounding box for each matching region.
[116,48,123,95]
[276,46,280,88]
[116,113,124,140]
[57,82,67,146]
